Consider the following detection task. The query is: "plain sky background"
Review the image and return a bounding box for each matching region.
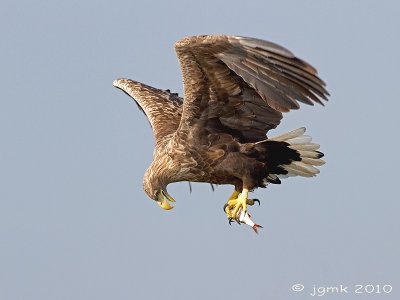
[1,1,399,299]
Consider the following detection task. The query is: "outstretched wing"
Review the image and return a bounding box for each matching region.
[113,79,183,144]
[175,35,328,142]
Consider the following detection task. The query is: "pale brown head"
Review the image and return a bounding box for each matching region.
[143,165,176,210]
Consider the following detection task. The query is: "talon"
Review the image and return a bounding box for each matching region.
[224,188,250,221]
[246,198,260,206]
[228,218,234,226]
[223,203,229,212]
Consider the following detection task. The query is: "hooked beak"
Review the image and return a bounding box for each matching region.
[156,190,176,210]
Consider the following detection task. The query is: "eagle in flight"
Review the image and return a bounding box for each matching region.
[113,35,328,232]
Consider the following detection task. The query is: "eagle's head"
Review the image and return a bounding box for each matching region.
[143,166,176,210]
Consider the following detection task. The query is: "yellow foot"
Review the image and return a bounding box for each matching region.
[223,190,260,220]
[223,189,263,233]
[224,188,251,221]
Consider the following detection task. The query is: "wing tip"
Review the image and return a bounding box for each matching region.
[113,78,148,93]
[113,78,129,89]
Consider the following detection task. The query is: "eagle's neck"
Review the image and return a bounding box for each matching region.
[147,148,177,188]
[146,132,198,192]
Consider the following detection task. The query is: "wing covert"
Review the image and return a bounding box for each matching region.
[174,35,328,142]
[113,79,183,144]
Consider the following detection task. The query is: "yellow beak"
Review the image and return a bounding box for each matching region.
[156,190,176,210]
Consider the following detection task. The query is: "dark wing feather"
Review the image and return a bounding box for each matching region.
[113,79,183,144]
[174,35,328,141]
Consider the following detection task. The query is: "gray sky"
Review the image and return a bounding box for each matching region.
[1,1,399,299]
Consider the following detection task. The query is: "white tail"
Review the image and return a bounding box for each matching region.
[270,127,325,178]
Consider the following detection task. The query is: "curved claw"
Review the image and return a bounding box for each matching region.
[253,199,260,206]
[228,217,241,226]
[223,203,229,212]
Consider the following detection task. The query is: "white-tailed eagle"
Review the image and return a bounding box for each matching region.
[113,35,328,232]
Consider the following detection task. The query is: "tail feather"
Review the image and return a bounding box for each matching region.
[297,150,323,159]
[289,143,320,151]
[270,127,306,141]
[289,161,319,175]
[269,127,325,179]
[285,135,312,145]
[301,157,325,166]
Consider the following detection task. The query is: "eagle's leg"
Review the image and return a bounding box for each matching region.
[228,190,240,201]
[224,188,250,220]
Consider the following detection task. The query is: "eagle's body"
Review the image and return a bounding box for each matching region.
[114,35,328,229]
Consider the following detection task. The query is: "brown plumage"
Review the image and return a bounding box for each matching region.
[113,35,328,218]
